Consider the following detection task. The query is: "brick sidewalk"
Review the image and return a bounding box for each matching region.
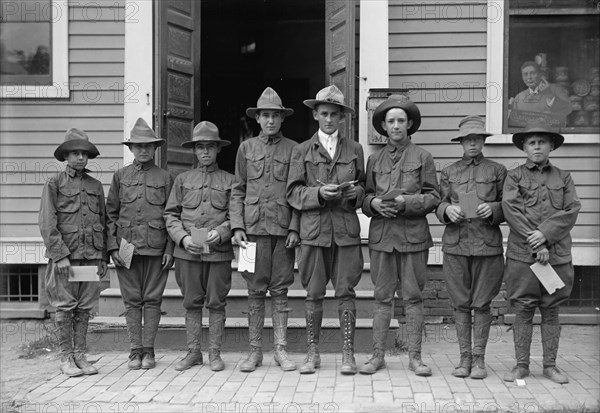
[9,326,600,413]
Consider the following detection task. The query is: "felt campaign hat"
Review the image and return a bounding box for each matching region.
[372,94,421,137]
[303,85,354,114]
[181,121,231,148]
[54,128,100,161]
[123,118,165,147]
[246,87,294,118]
[451,115,493,142]
[512,118,564,150]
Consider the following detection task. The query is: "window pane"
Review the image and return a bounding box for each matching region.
[0,22,51,83]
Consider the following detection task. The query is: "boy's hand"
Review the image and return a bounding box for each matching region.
[535,247,550,265]
[162,253,174,270]
[55,257,73,277]
[182,235,203,254]
[371,198,397,219]
[97,261,108,278]
[527,230,547,250]
[341,184,357,201]
[233,229,248,248]
[319,184,340,201]
[205,230,220,247]
[110,251,126,267]
[445,205,464,223]
[476,203,492,219]
[286,230,300,248]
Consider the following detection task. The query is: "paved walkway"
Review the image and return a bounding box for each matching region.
[9,326,600,413]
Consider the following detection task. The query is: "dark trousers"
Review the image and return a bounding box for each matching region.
[369,250,429,305]
[244,235,295,298]
[444,254,504,311]
[175,259,232,313]
[45,259,100,313]
[299,243,363,312]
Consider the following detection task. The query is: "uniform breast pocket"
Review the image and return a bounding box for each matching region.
[92,223,104,250]
[401,162,422,193]
[305,159,322,183]
[273,157,290,182]
[57,187,80,213]
[182,187,202,209]
[518,181,539,207]
[85,187,103,214]
[336,155,357,183]
[247,154,265,180]
[120,180,139,203]
[475,177,497,202]
[448,174,468,204]
[547,182,565,209]
[374,170,391,194]
[210,184,229,210]
[146,182,167,206]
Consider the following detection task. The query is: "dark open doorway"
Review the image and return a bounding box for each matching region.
[200,0,326,173]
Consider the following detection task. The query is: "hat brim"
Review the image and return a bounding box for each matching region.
[181,139,231,149]
[246,107,294,118]
[373,100,421,137]
[512,129,564,150]
[303,99,355,114]
[54,140,100,161]
[451,131,493,142]
[122,139,166,147]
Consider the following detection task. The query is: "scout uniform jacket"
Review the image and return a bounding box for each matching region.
[362,141,440,253]
[502,161,581,265]
[230,132,300,236]
[436,154,506,256]
[286,132,366,247]
[106,159,174,257]
[39,165,108,262]
[164,164,234,262]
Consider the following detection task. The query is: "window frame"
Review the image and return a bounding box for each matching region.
[485,0,599,144]
[0,0,69,99]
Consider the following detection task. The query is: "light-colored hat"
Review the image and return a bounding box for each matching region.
[303,85,354,114]
[181,121,231,148]
[123,118,165,147]
[451,115,492,142]
[54,128,100,161]
[512,118,564,150]
[246,87,294,118]
[372,94,421,137]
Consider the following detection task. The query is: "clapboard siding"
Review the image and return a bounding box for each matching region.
[0,2,125,241]
[388,0,599,253]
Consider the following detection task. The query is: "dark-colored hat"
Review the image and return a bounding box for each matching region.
[123,118,165,147]
[303,85,354,114]
[54,128,100,161]
[246,87,294,118]
[451,115,493,142]
[372,94,421,137]
[181,121,231,148]
[512,118,565,150]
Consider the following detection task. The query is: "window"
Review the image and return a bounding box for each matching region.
[0,0,69,98]
[0,264,39,302]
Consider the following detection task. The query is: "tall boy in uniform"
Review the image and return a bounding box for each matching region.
[230,87,300,372]
[287,85,366,375]
[39,128,108,376]
[106,118,174,369]
[436,115,506,379]
[359,95,440,376]
[164,121,234,372]
[502,119,580,384]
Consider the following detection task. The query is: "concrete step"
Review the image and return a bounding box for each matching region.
[87,316,446,353]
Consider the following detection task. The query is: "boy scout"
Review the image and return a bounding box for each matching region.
[502,119,580,384]
[287,85,366,375]
[230,87,300,372]
[106,118,174,370]
[39,128,108,376]
[436,115,506,379]
[164,121,234,372]
[360,95,440,376]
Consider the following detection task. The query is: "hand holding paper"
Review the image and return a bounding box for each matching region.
[458,192,480,219]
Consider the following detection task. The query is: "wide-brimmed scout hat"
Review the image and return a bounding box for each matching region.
[303,85,354,114]
[512,118,564,150]
[451,115,493,142]
[54,128,100,161]
[372,94,421,137]
[181,121,231,148]
[123,118,165,147]
[246,87,294,118]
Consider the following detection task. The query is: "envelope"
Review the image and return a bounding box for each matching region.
[69,266,100,282]
[530,262,566,295]
[237,242,257,274]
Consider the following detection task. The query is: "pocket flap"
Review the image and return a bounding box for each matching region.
[58,224,78,233]
[518,181,539,190]
[401,161,422,172]
[244,197,259,205]
[116,219,131,228]
[58,187,79,197]
[276,199,289,207]
[93,223,104,232]
[148,221,165,230]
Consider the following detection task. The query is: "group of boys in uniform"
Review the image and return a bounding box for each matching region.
[39,85,580,386]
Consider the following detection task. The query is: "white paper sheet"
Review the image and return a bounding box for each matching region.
[69,266,100,282]
[530,262,566,295]
[119,238,135,269]
[237,242,257,273]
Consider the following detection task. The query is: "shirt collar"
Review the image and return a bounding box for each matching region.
[461,152,484,165]
[65,164,89,177]
[258,131,282,144]
[197,163,219,173]
[386,138,411,153]
[133,158,155,171]
[525,159,552,171]
[318,129,339,141]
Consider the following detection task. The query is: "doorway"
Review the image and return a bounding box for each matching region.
[200,0,326,173]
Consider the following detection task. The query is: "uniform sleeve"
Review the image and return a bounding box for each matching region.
[97,182,109,261]
[229,144,247,231]
[214,174,233,244]
[436,167,453,224]
[502,169,534,239]
[403,152,441,217]
[286,144,322,211]
[486,165,507,227]
[38,177,71,262]
[537,172,581,245]
[163,173,175,255]
[105,170,121,253]
[289,208,300,233]
[164,175,188,247]
[361,155,377,217]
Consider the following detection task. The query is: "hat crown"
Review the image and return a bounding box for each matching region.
[256,87,284,109]
[522,118,557,133]
[315,85,345,106]
[459,115,485,129]
[128,117,158,142]
[193,121,220,140]
[64,128,90,143]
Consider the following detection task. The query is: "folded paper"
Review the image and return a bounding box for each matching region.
[119,238,135,269]
[69,266,100,282]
